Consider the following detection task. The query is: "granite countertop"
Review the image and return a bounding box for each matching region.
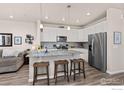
[29,50,82,57]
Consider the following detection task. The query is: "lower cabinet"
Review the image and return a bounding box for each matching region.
[69,48,88,62]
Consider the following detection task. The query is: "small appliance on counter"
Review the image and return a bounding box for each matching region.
[53,44,68,50]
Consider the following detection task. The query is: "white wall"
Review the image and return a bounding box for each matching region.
[0,20,37,51]
[107,8,124,74]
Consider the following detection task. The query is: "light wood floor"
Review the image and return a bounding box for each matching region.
[0,63,124,85]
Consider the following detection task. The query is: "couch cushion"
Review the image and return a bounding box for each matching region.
[0,57,20,67]
[2,49,19,58]
[3,56,16,58]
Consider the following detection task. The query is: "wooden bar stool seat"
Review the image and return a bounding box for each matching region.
[54,60,69,84]
[70,58,86,81]
[33,62,49,85]
[33,62,49,67]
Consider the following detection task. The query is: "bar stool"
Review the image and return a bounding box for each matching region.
[33,62,49,85]
[54,60,69,84]
[70,58,86,80]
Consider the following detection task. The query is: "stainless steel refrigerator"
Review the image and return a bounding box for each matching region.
[88,32,107,72]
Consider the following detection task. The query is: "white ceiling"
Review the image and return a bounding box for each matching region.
[0,3,124,26]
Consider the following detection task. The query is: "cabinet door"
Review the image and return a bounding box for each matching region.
[67,30,79,42]
[41,28,69,42]
[88,21,106,34]
[83,28,89,42]
[78,21,107,42]
[78,28,91,42]
[94,21,106,33]
[78,30,85,42]
[41,28,57,42]
[56,29,68,36]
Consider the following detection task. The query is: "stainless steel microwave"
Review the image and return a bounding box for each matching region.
[56,36,67,42]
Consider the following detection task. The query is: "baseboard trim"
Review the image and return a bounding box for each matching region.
[107,70,124,75]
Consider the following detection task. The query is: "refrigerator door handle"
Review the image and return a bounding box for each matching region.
[92,38,94,55]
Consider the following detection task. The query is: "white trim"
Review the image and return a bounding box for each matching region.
[107,70,124,75]
[82,17,106,29]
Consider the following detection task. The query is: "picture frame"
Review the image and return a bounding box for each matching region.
[113,32,121,44]
[25,34,34,44]
[0,33,12,47]
[14,36,22,45]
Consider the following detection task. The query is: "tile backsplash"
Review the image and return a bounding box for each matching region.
[41,42,88,49]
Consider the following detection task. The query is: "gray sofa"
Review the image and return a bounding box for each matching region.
[0,50,25,73]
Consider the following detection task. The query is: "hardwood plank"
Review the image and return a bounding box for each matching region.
[0,63,124,85]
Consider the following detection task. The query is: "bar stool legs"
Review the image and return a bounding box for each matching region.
[33,67,35,85]
[82,60,86,78]
[46,66,49,85]
[64,64,66,79]
[33,62,49,85]
[70,61,72,76]
[32,59,85,85]
[70,59,86,81]
[55,64,58,84]
[54,60,69,84]
[73,62,76,81]
[66,63,69,82]
[78,62,81,76]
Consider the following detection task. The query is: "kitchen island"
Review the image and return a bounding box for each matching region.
[29,50,82,82]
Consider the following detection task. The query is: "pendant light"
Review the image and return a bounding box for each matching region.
[40,23,43,29]
[67,5,71,30]
[40,4,43,29]
[67,26,70,30]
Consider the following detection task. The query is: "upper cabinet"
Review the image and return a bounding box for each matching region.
[40,21,107,42]
[41,27,79,42]
[41,27,70,42]
[78,21,107,42]
[78,29,85,42]
[67,29,79,42]
[41,27,57,42]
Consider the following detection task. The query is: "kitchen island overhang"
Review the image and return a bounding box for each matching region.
[29,50,82,82]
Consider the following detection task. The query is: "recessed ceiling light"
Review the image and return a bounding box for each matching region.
[45,16,48,19]
[9,15,13,19]
[86,12,91,16]
[76,19,79,23]
[62,18,65,21]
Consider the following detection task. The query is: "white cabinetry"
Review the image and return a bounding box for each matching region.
[41,21,107,42]
[41,27,79,42]
[41,27,70,42]
[41,28,57,42]
[78,30,83,42]
[67,30,79,42]
[69,48,88,62]
[78,27,91,42]
[78,21,107,42]
[56,29,67,36]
